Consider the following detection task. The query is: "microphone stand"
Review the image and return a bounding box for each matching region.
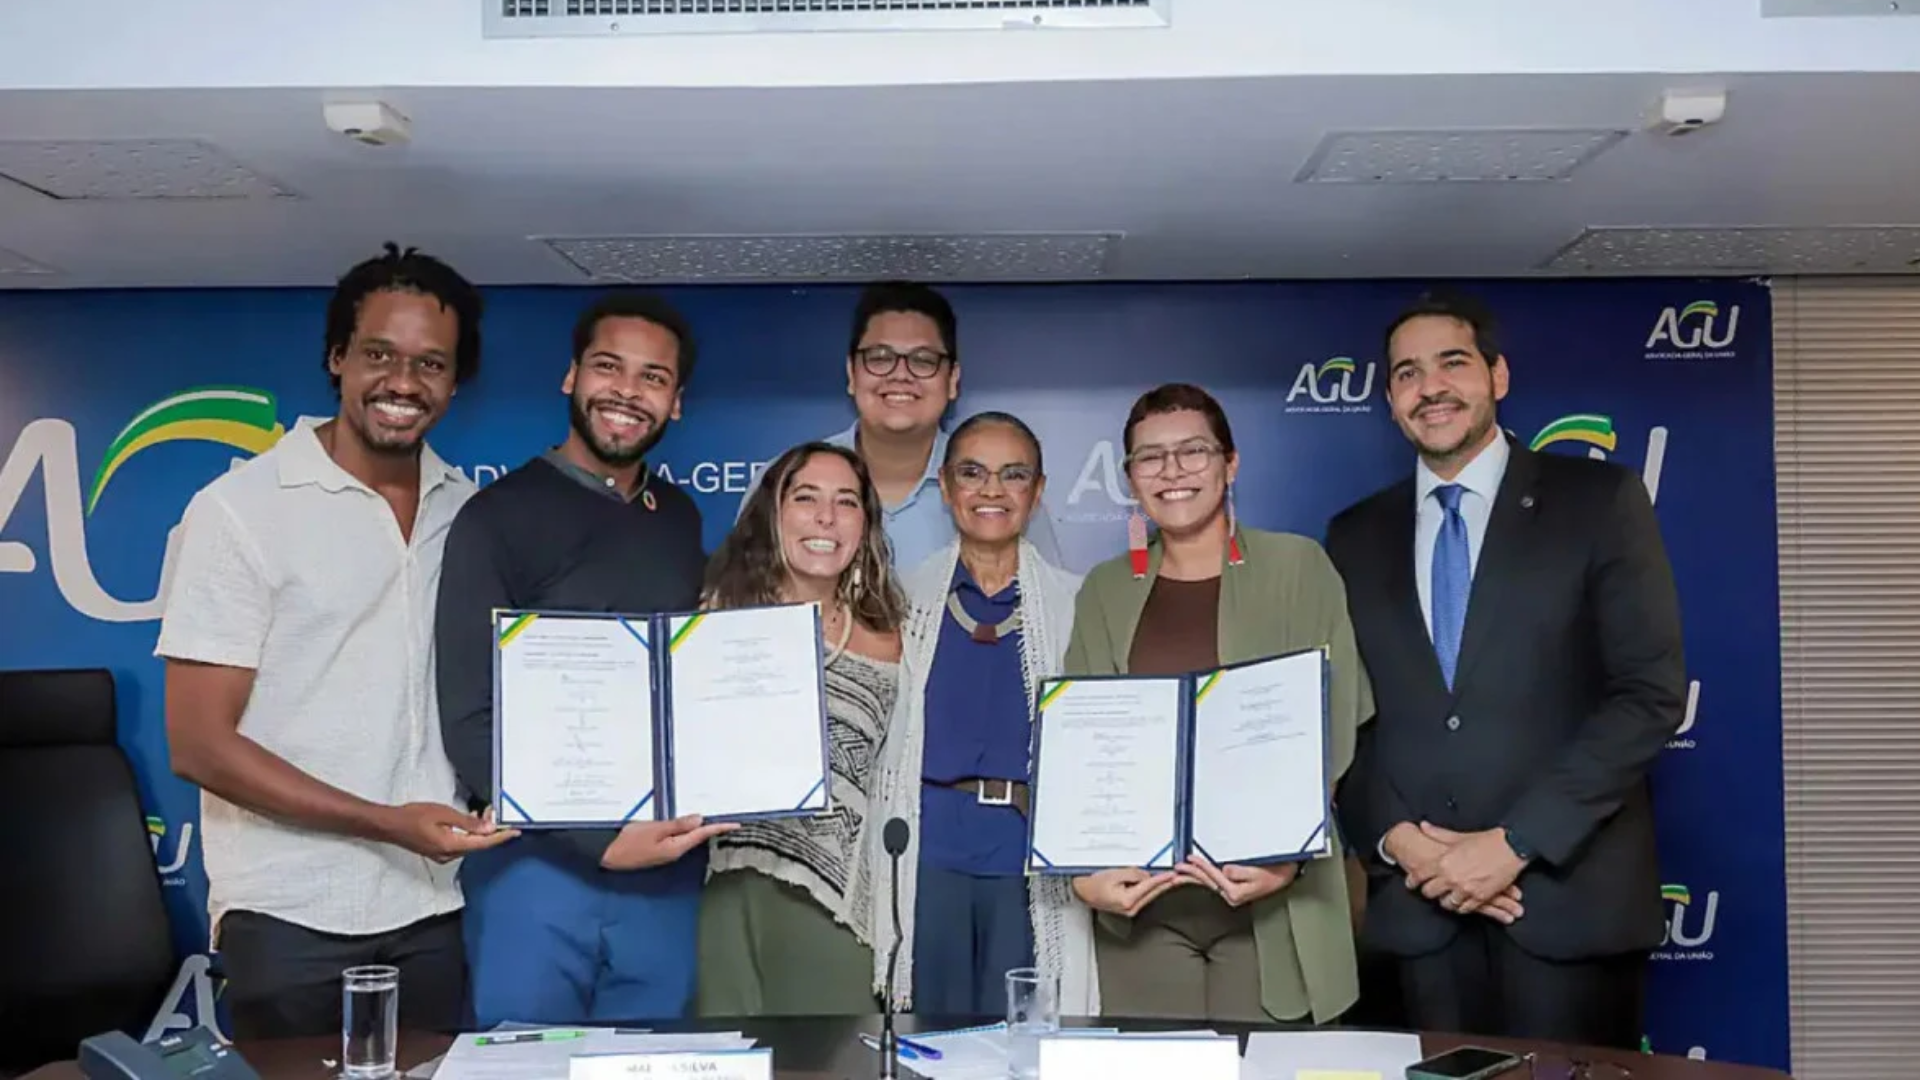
[879,848,903,1080]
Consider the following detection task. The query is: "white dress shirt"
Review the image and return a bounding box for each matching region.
[155,417,474,939]
[1413,432,1511,639]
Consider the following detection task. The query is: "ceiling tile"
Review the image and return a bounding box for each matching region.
[0,139,298,201]
[0,244,58,275]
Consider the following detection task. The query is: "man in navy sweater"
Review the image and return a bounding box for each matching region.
[434,292,734,1025]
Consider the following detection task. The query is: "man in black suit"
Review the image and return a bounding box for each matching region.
[1325,292,1687,1049]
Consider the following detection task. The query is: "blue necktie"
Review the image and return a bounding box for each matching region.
[1430,484,1471,689]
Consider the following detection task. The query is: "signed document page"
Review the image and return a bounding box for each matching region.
[495,613,656,827]
[1027,676,1184,873]
[1188,649,1330,866]
[663,603,829,821]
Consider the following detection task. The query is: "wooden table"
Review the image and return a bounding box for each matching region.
[23,1016,1793,1080]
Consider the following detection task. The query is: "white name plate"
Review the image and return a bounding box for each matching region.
[568,1050,773,1080]
[1037,1034,1240,1080]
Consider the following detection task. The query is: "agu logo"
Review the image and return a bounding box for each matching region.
[1284,356,1376,414]
[88,388,286,513]
[1646,300,1740,360]
[1062,440,1138,524]
[1529,412,1700,747]
[146,813,196,886]
[0,386,286,622]
[1654,883,1720,961]
[145,954,226,1041]
[1527,412,1670,507]
[1669,679,1700,750]
[1528,413,1618,455]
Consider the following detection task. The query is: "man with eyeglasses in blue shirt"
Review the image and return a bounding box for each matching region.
[740,280,1063,574]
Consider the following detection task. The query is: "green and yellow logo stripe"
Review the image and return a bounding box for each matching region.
[1661,883,1692,905]
[668,613,707,653]
[1529,413,1617,454]
[1194,671,1223,705]
[145,815,165,838]
[497,613,539,649]
[1679,300,1719,321]
[1318,356,1357,379]
[87,386,286,513]
[1038,680,1073,711]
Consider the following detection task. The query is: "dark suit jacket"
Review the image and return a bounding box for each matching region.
[1324,435,1686,962]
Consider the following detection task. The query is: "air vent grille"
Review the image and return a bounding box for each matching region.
[538,232,1119,282]
[1296,128,1627,184]
[1544,226,1920,275]
[1763,0,1919,16]
[487,0,1171,36]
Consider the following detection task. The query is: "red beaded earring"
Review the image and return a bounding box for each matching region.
[1128,508,1150,580]
[1226,482,1245,567]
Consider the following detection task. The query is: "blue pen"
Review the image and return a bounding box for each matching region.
[860,1034,941,1062]
[895,1036,944,1061]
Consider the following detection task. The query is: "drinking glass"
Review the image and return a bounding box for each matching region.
[342,965,400,1079]
[1004,966,1059,1080]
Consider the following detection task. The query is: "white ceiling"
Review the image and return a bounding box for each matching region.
[1,71,1918,288]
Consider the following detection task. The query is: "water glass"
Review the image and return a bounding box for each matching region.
[1004,966,1059,1080]
[342,965,400,1079]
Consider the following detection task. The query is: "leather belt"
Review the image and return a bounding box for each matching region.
[930,777,1030,817]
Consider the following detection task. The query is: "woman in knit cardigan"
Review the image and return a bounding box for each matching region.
[869,411,1099,1017]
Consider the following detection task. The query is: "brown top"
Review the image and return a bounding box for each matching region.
[1126,574,1222,676]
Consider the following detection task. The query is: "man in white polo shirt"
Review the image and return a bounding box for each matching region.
[156,244,516,1039]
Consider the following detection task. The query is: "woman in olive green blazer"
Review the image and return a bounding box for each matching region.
[1061,383,1373,1026]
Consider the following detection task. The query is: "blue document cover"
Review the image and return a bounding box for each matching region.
[491,602,831,830]
[1025,645,1332,874]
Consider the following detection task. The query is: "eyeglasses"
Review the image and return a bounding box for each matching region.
[948,461,1039,492]
[354,343,454,384]
[1126,442,1225,479]
[855,345,950,379]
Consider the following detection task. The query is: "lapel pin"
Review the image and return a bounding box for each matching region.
[1520,494,1536,510]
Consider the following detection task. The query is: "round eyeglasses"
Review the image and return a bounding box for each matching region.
[948,461,1039,492]
[855,345,950,379]
[1126,442,1225,479]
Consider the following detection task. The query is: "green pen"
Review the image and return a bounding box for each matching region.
[474,1030,587,1047]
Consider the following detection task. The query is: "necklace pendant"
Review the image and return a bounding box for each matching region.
[970,622,1000,645]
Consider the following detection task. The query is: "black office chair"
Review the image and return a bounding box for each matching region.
[0,668,177,1076]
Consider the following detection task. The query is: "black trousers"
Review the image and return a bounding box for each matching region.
[217,909,467,1041]
[1398,917,1647,1050]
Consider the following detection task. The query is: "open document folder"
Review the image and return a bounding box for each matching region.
[1026,647,1333,873]
[491,602,831,829]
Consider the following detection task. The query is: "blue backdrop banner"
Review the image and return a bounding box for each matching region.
[0,278,1782,1068]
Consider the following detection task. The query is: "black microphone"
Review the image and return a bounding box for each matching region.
[879,817,910,1080]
